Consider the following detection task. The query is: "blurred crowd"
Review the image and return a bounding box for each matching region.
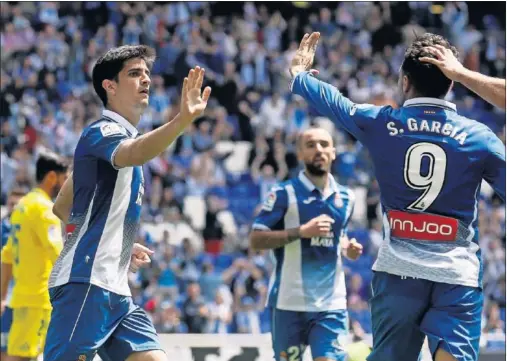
[0,1,505,349]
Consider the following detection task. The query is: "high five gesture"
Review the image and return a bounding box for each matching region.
[290,32,321,77]
[180,66,212,122]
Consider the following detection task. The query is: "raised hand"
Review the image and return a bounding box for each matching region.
[290,32,321,77]
[419,45,464,82]
[180,66,212,123]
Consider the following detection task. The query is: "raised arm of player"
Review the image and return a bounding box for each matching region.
[420,45,506,110]
[53,171,73,224]
[113,66,211,168]
[289,32,383,142]
[483,130,506,201]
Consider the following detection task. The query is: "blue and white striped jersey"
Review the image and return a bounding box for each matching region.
[291,71,506,288]
[252,172,355,312]
[49,110,144,296]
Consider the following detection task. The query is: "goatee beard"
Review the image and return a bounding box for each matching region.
[305,163,327,176]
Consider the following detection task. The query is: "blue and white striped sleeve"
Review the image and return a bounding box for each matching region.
[251,185,288,231]
[82,122,130,169]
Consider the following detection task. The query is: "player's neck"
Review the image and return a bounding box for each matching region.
[304,171,329,193]
[37,183,53,199]
[106,103,141,127]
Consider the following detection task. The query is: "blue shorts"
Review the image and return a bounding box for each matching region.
[0,306,13,352]
[368,271,483,361]
[271,308,349,361]
[44,283,163,361]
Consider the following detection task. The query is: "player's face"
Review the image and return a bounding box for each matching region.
[114,58,151,110]
[297,129,336,176]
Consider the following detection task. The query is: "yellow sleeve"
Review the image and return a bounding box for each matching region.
[35,206,63,263]
[1,235,13,264]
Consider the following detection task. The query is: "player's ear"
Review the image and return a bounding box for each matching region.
[102,79,116,96]
[402,75,410,94]
[44,170,57,186]
[330,146,336,161]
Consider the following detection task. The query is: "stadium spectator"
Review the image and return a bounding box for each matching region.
[181,282,209,333]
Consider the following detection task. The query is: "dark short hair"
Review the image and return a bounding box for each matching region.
[92,45,156,106]
[36,150,68,183]
[402,33,459,98]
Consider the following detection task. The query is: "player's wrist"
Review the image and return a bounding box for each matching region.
[287,227,301,242]
[451,64,468,83]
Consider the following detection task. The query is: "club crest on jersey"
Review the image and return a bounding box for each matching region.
[48,225,61,243]
[334,193,343,208]
[100,123,123,137]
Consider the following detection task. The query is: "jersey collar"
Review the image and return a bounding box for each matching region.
[403,97,457,112]
[102,109,139,137]
[33,187,51,201]
[298,171,339,199]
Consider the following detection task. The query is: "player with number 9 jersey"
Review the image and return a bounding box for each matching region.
[0,153,68,359]
[290,32,505,361]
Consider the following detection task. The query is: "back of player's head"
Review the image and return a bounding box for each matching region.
[402,33,459,98]
[36,150,68,183]
[92,45,156,106]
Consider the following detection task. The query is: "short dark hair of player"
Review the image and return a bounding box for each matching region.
[36,151,68,183]
[92,45,156,106]
[402,33,459,98]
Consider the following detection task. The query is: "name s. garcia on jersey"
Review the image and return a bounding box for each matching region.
[387,118,468,145]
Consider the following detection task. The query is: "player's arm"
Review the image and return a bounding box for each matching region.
[109,66,211,168]
[420,45,505,110]
[249,186,295,251]
[36,207,64,263]
[338,192,363,260]
[53,171,73,224]
[249,186,336,250]
[0,238,13,311]
[456,71,505,110]
[289,33,382,141]
[483,131,506,201]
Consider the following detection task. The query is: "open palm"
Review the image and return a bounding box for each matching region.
[290,32,321,77]
[180,66,212,122]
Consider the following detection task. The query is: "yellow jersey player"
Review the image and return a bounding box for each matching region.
[1,188,27,361]
[0,151,68,361]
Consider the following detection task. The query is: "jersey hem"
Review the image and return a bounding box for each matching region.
[49,277,132,297]
[271,299,348,312]
[372,264,480,288]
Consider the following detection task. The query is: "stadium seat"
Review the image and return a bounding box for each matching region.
[183,196,207,230]
[214,253,234,271]
[214,140,253,174]
[217,210,238,236]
